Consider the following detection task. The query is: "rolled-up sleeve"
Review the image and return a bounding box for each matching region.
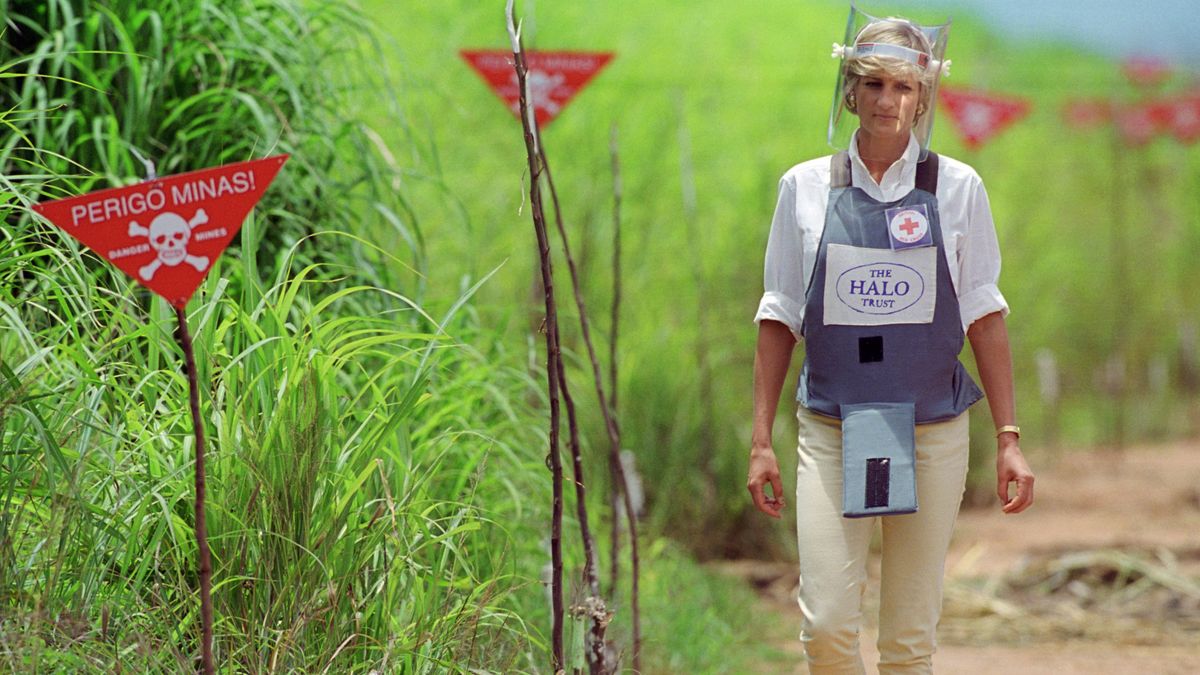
[754,176,806,340]
[957,174,1009,331]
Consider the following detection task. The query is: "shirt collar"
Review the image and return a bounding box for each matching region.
[847,130,920,202]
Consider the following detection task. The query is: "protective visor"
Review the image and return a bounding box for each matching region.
[827,4,951,161]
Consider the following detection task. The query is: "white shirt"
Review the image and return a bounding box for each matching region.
[754,131,1008,339]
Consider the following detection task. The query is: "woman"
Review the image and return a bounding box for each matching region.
[746,11,1034,674]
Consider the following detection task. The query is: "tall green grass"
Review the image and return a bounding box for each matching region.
[1,225,554,670]
[0,0,551,670]
[1,1,792,671]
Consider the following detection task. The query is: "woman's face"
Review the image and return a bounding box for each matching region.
[854,70,922,143]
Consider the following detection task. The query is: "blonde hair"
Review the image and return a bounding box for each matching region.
[842,19,936,121]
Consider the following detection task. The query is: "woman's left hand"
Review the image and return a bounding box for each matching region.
[996,439,1034,514]
[967,312,1034,514]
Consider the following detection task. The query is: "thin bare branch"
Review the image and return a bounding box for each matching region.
[507,2,564,669]
[608,123,622,419]
[555,344,612,673]
[176,307,214,675]
[539,134,641,674]
[607,124,624,600]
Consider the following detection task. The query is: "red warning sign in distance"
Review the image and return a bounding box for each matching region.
[34,155,288,308]
[460,50,614,127]
[1164,93,1200,144]
[1122,56,1171,88]
[1062,98,1112,130]
[939,87,1031,150]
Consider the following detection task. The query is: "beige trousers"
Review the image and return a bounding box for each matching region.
[794,406,970,675]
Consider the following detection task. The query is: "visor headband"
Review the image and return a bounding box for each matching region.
[832,42,951,77]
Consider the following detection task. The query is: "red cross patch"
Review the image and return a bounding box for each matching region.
[885,204,932,250]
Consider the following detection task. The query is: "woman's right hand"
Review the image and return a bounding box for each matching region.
[748,320,796,521]
[747,446,786,519]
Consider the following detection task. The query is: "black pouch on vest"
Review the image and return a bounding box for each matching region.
[840,402,918,518]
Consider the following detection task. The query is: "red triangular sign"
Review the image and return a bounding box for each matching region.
[1114,103,1161,146]
[939,87,1031,150]
[1061,98,1112,130]
[1122,56,1171,88]
[33,155,288,308]
[460,50,614,127]
[1165,93,1200,144]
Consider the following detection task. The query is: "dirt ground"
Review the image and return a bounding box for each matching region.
[715,440,1200,674]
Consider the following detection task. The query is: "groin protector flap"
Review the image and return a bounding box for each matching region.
[841,401,917,518]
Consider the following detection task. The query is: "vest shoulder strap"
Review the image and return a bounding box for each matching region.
[830,151,851,188]
[915,152,939,195]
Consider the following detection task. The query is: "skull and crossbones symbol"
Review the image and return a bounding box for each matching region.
[511,70,565,116]
[128,208,210,280]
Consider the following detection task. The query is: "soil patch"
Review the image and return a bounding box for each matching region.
[714,440,1200,673]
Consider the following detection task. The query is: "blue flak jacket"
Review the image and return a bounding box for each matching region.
[797,151,983,517]
[797,151,983,423]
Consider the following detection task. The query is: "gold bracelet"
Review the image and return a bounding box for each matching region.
[996,425,1021,438]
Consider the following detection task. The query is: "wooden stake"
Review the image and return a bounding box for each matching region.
[607,124,623,601]
[534,68,642,675]
[539,138,634,673]
[176,306,214,675]
[506,4,564,669]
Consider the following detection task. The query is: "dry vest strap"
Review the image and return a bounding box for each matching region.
[915,152,939,195]
[828,151,940,194]
[830,151,851,188]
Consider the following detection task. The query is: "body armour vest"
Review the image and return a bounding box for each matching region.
[797,151,984,423]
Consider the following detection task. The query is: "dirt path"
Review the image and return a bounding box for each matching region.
[715,440,1200,673]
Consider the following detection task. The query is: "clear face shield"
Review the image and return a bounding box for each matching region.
[828,5,951,161]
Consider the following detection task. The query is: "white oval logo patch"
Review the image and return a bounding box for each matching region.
[835,263,925,315]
